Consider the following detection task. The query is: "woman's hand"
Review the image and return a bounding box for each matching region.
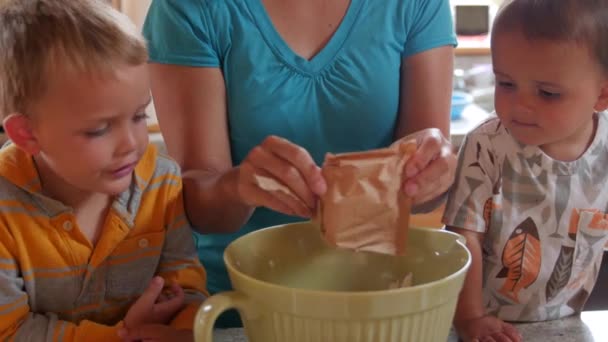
[238,136,327,218]
[401,128,457,206]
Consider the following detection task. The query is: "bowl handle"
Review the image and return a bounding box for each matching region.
[193,291,249,342]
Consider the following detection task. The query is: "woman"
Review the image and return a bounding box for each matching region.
[143,0,457,327]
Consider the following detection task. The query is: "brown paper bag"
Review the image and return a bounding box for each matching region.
[254,140,416,256]
[316,140,416,255]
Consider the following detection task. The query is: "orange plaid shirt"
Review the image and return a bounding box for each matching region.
[0,144,208,341]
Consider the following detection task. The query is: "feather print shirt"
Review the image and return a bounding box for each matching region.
[443,113,608,322]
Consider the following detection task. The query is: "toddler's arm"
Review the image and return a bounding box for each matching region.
[448,227,521,342]
[449,227,486,325]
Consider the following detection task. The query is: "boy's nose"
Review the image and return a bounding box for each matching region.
[117,129,138,156]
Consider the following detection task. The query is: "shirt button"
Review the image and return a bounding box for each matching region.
[62,221,73,231]
[138,238,149,248]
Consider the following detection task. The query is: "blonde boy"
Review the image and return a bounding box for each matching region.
[0,0,207,341]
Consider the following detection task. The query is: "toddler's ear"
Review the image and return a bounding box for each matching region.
[594,80,608,112]
[2,114,41,155]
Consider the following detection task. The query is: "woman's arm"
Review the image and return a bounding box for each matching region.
[148,64,252,233]
[149,64,325,233]
[396,46,457,209]
[396,45,453,138]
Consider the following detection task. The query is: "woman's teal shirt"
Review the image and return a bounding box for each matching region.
[143,0,456,325]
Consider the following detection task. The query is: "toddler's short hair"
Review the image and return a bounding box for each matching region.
[493,0,608,73]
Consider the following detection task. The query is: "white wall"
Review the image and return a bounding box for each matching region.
[113,1,157,124]
[116,0,152,30]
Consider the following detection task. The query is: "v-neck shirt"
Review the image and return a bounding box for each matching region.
[143,0,456,299]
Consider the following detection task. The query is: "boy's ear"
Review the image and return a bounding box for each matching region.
[594,80,608,112]
[3,114,41,155]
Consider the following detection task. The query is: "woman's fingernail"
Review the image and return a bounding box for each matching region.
[406,165,418,177]
[308,207,315,217]
[314,178,327,194]
[299,208,311,218]
[405,183,418,196]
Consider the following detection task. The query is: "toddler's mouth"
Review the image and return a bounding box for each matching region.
[512,119,538,127]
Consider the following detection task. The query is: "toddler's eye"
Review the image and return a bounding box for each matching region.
[497,81,515,89]
[538,89,560,99]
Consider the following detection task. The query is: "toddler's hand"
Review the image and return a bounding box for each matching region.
[123,276,185,329]
[455,314,522,342]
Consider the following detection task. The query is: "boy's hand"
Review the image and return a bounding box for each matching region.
[455,315,522,342]
[118,324,193,342]
[123,276,185,329]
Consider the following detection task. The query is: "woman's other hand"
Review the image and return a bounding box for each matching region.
[395,45,456,211]
[402,128,456,206]
[238,136,327,218]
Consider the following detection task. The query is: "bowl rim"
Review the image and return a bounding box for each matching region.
[223,223,472,298]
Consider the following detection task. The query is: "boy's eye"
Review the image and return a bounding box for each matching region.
[538,89,561,99]
[84,125,110,137]
[133,112,149,122]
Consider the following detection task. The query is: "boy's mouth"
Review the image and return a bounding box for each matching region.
[110,162,137,178]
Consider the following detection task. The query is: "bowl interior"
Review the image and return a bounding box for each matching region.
[225,222,469,292]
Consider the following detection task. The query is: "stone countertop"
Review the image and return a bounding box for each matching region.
[211,311,608,341]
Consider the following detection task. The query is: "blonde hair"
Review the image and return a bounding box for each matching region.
[0,0,148,117]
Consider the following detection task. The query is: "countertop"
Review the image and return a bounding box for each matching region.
[211,311,608,341]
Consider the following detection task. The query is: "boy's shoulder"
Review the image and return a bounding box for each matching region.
[133,144,182,190]
[0,145,45,215]
[112,145,183,224]
[0,143,36,182]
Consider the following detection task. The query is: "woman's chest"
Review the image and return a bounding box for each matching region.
[260,0,351,60]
